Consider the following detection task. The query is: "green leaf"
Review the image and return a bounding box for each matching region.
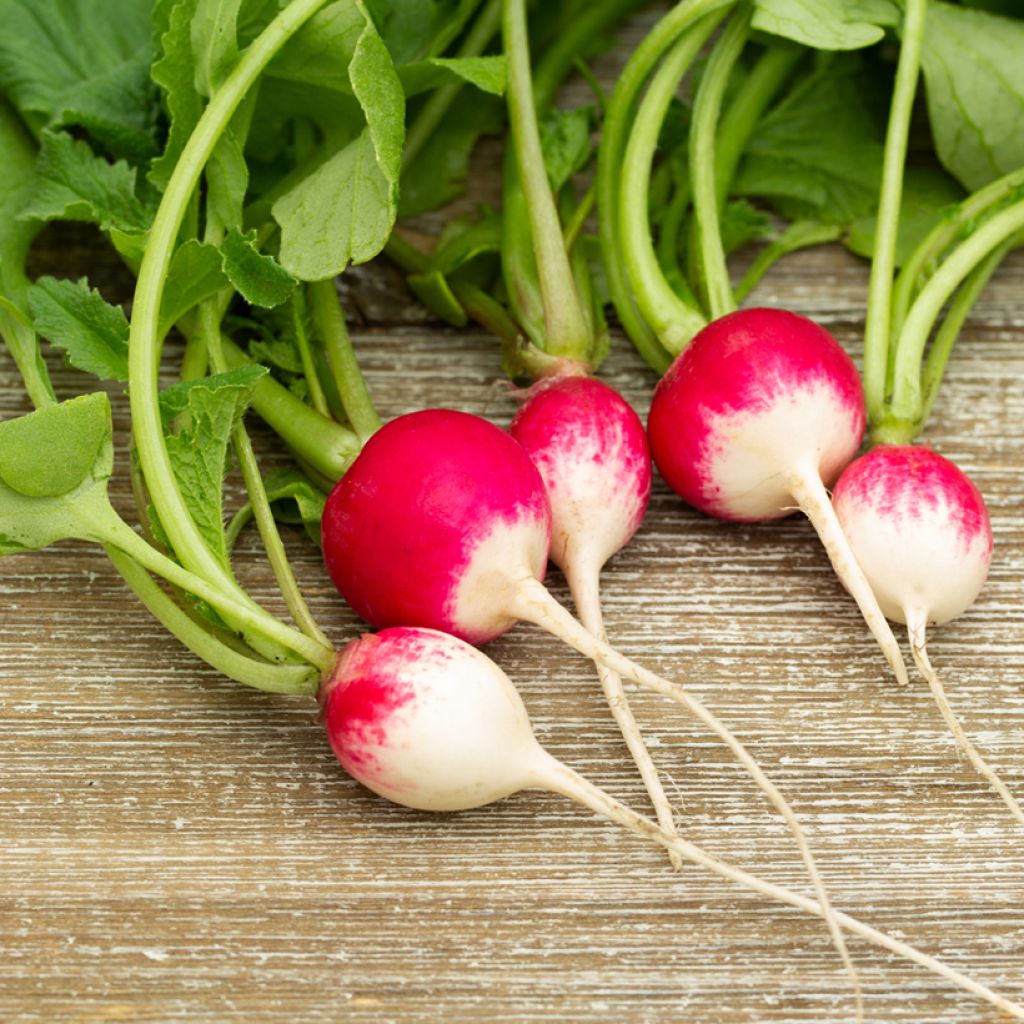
[733,54,887,226]
[399,55,507,97]
[540,106,594,194]
[28,276,130,382]
[159,239,230,334]
[19,131,153,234]
[721,199,774,254]
[192,0,243,97]
[920,1,1024,190]
[0,392,111,498]
[150,0,203,191]
[399,89,503,215]
[207,128,250,232]
[846,165,966,264]
[752,0,888,50]
[364,0,482,65]
[221,229,297,308]
[0,0,157,161]
[157,366,267,569]
[0,394,118,559]
[274,130,394,280]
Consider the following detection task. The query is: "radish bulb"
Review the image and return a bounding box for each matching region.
[509,375,683,867]
[320,627,1024,1021]
[832,445,1022,825]
[321,407,852,979]
[647,307,909,685]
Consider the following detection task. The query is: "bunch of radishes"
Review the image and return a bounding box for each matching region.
[1,0,1023,1018]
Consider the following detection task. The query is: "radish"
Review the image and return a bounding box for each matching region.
[320,625,1024,1021]
[832,445,1022,824]
[507,374,684,864]
[647,307,909,686]
[321,405,857,993]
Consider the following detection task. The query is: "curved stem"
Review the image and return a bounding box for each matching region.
[564,555,683,870]
[734,221,843,303]
[788,463,909,686]
[92,512,333,678]
[503,0,589,359]
[308,279,381,442]
[714,43,802,212]
[598,1,735,373]
[104,545,319,694]
[905,609,1024,827]
[689,7,750,320]
[127,0,330,615]
[621,18,722,353]
[891,166,1024,339]
[222,335,361,481]
[888,198,1024,429]
[290,287,328,416]
[537,755,1024,1020]
[862,0,927,424]
[918,233,1019,430]
[199,303,331,649]
[510,575,860,1008]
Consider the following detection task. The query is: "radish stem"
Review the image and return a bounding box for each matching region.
[863,0,927,424]
[905,607,1024,826]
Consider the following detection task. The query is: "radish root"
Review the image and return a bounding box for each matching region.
[789,463,910,686]
[565,556,684,871]
[906,607,1024,827]
[512,576,863,1019]
[537,754,1024,1021]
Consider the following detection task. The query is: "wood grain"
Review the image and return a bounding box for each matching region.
[3,32,1024,1024]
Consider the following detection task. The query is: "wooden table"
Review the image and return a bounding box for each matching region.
[3,31,1024,1024]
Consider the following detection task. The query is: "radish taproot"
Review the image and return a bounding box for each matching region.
[320,625,1024,1021]
[833,445,1022,824]
[321,405,854,985]
[508,374,681,863]
[647,307,909,686]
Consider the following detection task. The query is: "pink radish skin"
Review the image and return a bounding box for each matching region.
[833,446,1021,825]
[322,410,551,646]
[319,627,1024,1021]
[322,407,857,987]
[647,307,909,685]
[509,376,684,868]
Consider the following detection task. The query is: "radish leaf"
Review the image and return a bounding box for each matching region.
[752,0,888,50]
[28,277,130,382]
[221,229,296,308]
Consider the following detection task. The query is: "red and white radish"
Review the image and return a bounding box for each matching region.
[647,307,909,685]
[832,445,1022,824]
[508,374,683,865]
[321,406,851,981]
[319,626,1024,1021]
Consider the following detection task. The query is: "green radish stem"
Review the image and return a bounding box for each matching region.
[198,302,330,649]
[734,222,844,303]
[890,167,1024,339]
[222,335,361,481]
[919,232,1021,427]
[503,0,589,359]
[308,280,381,442]
[882,197,1024,441]
[510,575,863,1016]
[92,512,333,680]
[904,607,1024,827]
[688,6,751,320]
[597,0,735,372]
[105,545,319,693]
[291,287,330,417]
[862,0,927,425]
[127,0,332,645]
[619,14,724,354]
